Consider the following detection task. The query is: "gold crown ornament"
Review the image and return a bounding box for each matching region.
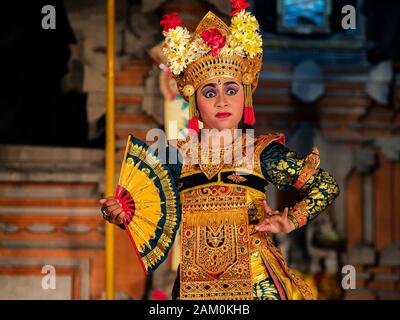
[160,0,263,133]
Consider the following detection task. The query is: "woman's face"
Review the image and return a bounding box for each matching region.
[196,77,244,131]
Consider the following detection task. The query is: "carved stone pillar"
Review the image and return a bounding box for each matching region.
[314,132,353,237]
[374,137,400,250]
[353,147,376,244]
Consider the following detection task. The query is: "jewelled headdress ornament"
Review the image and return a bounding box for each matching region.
[160,0,263,133]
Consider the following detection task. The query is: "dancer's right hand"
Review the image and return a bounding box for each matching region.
[99,197,127,225]
[255,199,294,234]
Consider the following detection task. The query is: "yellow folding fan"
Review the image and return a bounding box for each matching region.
[115,134,180,274]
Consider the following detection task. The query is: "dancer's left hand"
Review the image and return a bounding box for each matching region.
[255,199,295,234]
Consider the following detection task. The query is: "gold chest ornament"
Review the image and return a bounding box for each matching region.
[176,134,283,300]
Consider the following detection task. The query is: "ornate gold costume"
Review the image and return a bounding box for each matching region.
[156,1,340,300]
[168,133,339,300]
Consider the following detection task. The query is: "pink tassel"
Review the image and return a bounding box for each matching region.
[188,116,200,134]
[244,106,255,125]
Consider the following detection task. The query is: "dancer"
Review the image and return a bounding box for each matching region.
[100,0,339,300]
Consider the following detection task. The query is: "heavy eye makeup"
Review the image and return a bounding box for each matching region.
[201,86,216,98]
[225,85,239,95]
[201,82,240,98]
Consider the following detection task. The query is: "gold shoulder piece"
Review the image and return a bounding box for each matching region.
[170,136,191,150]
[169,136,199,176]
[293,146,320,190]
[170,136,193,160]
[253,133,286,175]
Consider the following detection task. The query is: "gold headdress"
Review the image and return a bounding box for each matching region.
[160,0,263,133]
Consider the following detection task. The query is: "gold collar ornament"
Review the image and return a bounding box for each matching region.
[160,0,263,133]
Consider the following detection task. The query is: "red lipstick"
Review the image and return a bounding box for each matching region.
[216,112,231,118]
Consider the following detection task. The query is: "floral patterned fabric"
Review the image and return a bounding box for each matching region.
[260,142,340,229]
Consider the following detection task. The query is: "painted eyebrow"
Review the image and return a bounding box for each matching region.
[201,81,239,90]
[224,81,239,87]
[201,83,216,90]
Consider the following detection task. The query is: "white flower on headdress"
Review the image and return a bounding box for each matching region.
[187,36,210,62]
[168,50,190,74]
[164,26,191,51]
[221,35,245,57]
[163,26,193,75]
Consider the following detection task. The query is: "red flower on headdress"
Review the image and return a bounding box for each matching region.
[201,28,226,57]
[160,12,182,32]
[230,0,250,16]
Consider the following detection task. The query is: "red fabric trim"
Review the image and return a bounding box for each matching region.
[115,185,147,275]
[260,250,288,300]
[275,133,285,145]
[123,218,148,275]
